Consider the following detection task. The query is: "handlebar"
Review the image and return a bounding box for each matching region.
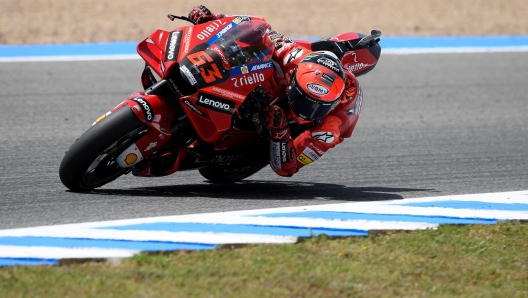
[167,14,196,25]
[353,30,382,49]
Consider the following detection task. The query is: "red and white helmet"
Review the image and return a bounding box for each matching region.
[288,51,346,121]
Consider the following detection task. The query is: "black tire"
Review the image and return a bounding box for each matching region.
[199,164,266,183]
[59,107,146,192]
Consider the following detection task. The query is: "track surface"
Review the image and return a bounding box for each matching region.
[1,52,527,229]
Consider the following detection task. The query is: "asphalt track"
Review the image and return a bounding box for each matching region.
[1,52,527,230]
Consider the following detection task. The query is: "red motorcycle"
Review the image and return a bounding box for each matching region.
[59,14,381,191]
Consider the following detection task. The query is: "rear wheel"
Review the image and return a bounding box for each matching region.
[59,107,146,192]
[199,164,266,183]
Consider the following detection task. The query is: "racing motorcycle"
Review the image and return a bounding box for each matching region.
[59,13,381,191]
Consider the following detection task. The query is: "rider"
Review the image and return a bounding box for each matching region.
[188,5,363,177]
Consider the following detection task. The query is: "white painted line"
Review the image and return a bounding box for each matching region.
[0,245,138,259]
[1,190,525,235]
[0,54,140,63]
[383,46,528,54]
[0,229,298,244]
[0,190,526,265]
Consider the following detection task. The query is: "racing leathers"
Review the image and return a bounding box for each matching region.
[261,24,363,177]
[188,7,363,177]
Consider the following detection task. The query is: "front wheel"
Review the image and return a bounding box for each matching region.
[59,107,146,192]
[199,164,266,183]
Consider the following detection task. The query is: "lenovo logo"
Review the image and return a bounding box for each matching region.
[196,93,235,114]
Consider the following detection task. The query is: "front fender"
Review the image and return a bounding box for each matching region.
[122,92,176,161]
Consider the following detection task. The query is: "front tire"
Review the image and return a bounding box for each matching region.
[59,107,146,192]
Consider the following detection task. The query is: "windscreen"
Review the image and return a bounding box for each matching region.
[213,19,273,68]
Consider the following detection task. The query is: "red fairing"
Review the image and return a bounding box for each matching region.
[340,49,378,76]
[125,92,176,155]
[330,32,361,42]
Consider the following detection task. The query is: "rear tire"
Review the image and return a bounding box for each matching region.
[59,107,146,192]
[199,164,266,183]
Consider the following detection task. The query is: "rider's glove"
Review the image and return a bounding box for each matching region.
[262,105,290,140]
[252,85,273,106]
[188,5,225,24]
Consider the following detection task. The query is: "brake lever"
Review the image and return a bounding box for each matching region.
[354,29,382,49]
[167,14,197,25]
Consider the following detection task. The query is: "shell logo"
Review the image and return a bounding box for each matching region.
[241,66,249,74]
[124,153,138,165]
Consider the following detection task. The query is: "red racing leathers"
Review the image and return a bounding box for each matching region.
[261,25,363,177]
[189,10,363,177]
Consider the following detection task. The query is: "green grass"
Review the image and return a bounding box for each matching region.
[1,221,527,297]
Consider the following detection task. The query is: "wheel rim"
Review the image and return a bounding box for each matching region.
[82,127,147,187]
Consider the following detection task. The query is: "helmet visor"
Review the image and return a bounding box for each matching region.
[288,80,339,121]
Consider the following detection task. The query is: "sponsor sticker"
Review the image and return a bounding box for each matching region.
[165,31,182,62]
[183,27,193,54]
[130,97,154,122]
[280,141,289,163]
[317,57,341,73]
[321,73,335,85]
[271,142,282,170]
[211,87,246,100]
[284,48,304,65]
[210,154,244,164]
[196,93,236,114]
[347,90,363,116]
[196,19,226,41]
[233,16,251,24]
[231,72,266,87]
[211,44,230,68]
[302,147,320,161]
[306,83,329,96]
[180,65,198,85]
[92,111,111,125]
[125,153,138,165]
[312,131,335,143]
[249,61,273,72]
[297,153,313,165]
[183,99,205,116]
[145,142,157,151]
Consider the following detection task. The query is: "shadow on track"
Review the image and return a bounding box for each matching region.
[89,180,436,202]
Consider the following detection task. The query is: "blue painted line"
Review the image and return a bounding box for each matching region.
[0,41,138,57]
[0,258,59,267]
[381,35,528,48]
[250,211,497,225]
[99,223,368,237]
[0,237,215,251]
[395,200,528,211]
[1,36,528,58]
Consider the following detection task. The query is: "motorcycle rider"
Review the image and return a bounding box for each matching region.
[188,5,363,177]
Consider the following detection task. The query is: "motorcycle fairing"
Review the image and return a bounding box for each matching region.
[295,32,381,77]
[178,60,275,143]
[137,29,182,78]
[122,92,175,164]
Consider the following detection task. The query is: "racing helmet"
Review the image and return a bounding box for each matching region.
[288,51,346,121]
